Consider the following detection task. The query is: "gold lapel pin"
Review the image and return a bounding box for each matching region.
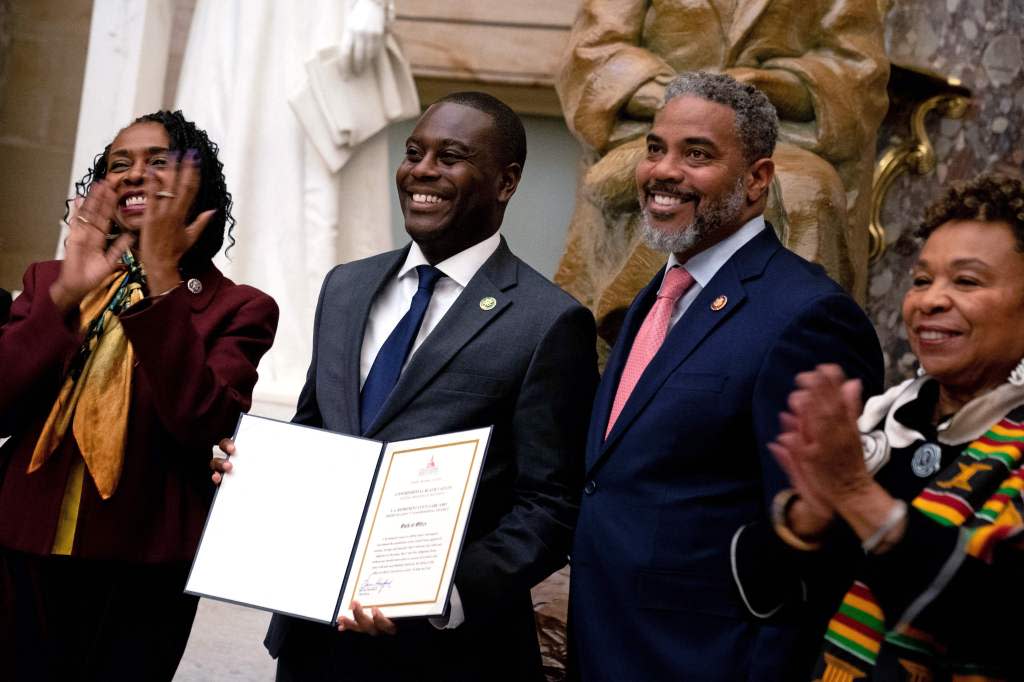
[710,295,727,311]
[479,296,497,311]
[187,278,203,295]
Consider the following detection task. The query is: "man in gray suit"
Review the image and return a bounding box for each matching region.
[218,92,598,681]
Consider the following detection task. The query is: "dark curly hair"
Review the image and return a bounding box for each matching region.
[663,71,779,164]
[917,172,1024,251]
[65,110,235,273]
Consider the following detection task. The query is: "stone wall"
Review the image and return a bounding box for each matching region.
[0,1,10,106]
[870,0,1024,385]
[0,0,91,291]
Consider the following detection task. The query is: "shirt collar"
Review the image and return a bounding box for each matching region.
[397,232,501,288]
[666,214,766,287]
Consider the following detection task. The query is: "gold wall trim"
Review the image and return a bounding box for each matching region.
[869,88,970,263]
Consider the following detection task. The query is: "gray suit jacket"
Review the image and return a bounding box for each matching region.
[265,238,598,681]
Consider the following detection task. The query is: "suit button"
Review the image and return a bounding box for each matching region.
[584,480,597,495]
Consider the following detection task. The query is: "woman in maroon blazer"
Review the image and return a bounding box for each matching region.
[0,111,279,681]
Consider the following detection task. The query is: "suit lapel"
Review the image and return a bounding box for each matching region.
[363,239,518,437]
[589,228,781,474]
[337,248,408,434]
[585,274,660,472]
[598,265,747,458]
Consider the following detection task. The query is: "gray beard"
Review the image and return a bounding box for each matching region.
[639,175,747,254]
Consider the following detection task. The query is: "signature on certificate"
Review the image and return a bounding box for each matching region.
[358,573,394,596]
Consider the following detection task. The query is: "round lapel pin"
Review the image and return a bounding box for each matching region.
[479,296,497,311]
[187,278,203,295]
[710,295,727,311]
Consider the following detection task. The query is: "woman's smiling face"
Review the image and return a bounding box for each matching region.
[903,219,1024,401]
[104,122,174,233]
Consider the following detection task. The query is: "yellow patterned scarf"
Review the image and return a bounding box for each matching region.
[29,256,145,500]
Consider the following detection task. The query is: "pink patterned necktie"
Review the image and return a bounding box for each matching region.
[605,266,695,438]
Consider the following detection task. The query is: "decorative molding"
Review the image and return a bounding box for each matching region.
[869,68,971,263]
[414,77,563,117]
[392,1,582,116]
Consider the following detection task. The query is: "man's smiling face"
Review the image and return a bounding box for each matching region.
[396,102,517,264]
[635,95,757,259]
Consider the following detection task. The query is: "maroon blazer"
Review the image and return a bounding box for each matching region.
[0,260,278,563]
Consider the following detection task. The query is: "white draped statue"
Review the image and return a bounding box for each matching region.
[176,0,418,406]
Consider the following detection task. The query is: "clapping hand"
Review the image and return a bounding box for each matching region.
[137,150,215,295]
[769,364,869,516]
[772,365,910,550]
[50,182,135,314]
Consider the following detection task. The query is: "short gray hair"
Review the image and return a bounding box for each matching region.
[663,71,779,163]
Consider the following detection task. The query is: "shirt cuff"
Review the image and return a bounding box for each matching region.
[428,585,465,630]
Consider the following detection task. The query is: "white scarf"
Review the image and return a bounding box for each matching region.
[858,375,1024,474]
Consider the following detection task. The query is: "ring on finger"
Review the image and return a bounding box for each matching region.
[75,214,93,225]
[155,190,177,198]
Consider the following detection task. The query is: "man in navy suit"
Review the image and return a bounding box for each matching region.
[568,72,883,681]
[218,93,598,680]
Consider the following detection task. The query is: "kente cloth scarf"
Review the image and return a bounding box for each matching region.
[816,406,1024,681]
[28,253,145,500]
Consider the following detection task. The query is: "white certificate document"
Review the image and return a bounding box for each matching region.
[340,431,488,619]
[185,414,491,624]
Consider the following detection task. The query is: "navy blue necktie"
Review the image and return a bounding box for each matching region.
[360,264,444,433]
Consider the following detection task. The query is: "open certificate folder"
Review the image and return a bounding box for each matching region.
[185,414,491,624]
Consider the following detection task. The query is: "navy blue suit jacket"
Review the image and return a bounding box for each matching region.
[569,228,882,681]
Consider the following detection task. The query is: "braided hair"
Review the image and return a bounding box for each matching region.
[65,110,235,272]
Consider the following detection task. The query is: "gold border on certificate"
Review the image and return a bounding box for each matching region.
[349,438,481,609]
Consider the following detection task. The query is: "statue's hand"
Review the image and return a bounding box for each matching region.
[727,67,814,123]
[625,80,665,120]
[340,0,387,75]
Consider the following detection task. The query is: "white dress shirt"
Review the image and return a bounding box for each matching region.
[360,232,501,387]
[662,215,766,329]
[358,232,501,629]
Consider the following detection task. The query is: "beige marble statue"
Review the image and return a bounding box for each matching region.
[176,0,416,404]
[556,0,890,356]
